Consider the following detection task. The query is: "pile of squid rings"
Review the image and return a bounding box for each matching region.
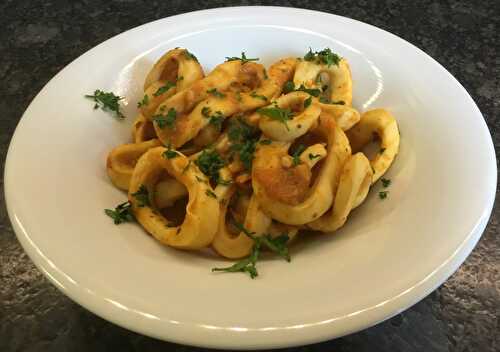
[107,48,400,259]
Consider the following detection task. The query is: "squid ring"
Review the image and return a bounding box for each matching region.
[345,109,400,183]
[106,139,162,190]
[252,116,351,225]
[141,48,205,119]
[308,152,373,232]
[132,114,156,143]
[258,92,322,142]
[128,147,220,250]
[212,186,272,259]
[294,58,353,106]
[318,102,361,131]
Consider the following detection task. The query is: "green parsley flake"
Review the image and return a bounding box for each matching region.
[152,107,177,129]
[153,81,176,97]
[257,106,294,130]
[132,185,150,207]
[304,96,312,108]
[259,139,273,145]
[304,47,341,67]
[137,94,149,108]
[163,149,179,159]
[195,149,226,184]
[205,189,217,199]
[85,89,124,118]
[381,178,391,188]
[105,201,134,224]
[228,118,261,170]
[308,153,321,160]
[207,88,226,98]
[291,144,306,166]
[225,52,259,64]
[379,191,388,199]
[250,92,268,101]
[211,221,291,279]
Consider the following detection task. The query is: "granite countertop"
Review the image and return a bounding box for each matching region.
[1,1,499,351]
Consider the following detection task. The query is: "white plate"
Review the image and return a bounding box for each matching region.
[5,6,496,350]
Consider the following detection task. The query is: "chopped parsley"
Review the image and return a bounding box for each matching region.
[153,81,176,97]
[228,118,261,170]
[195,149,226,184]
[184,50,198,62]
[309,153,321,160]
[381,178,391,188]
[225,52,259,64]
[201,106,211,117]
[85,89,124,118]
[378,191,388,199]
[257,106,294,130]
[105,201,134,224]
[211,221,291,279]
[163,148,179,159]
[282,81,321,97]
[152,107,177,129]
[283,81,295,94]
[137,94,149,108]
[304,47,341,67]
[204,110,225,131]
[205,189,217,199]
[304,96,312,108]
[207,88,226,98]
[131,185,150,207]
[379,147,386,154]
[250,91,268,101]
[291,144,306,166]
[259,139,273,145]
[295,84,321,97]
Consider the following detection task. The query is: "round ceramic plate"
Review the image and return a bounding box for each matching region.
[5,6,496,350]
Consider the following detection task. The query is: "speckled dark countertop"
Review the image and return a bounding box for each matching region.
[1,1,499,351]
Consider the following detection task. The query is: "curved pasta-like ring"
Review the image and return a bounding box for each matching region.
[141,48,204,119]
[318,102,361,131]
[308,152,373,232]
[259,92,322,142]
[346,109,400,183]
[132,114,156,143]
[152,60,244,147]
[128,147,220,250]
[154,59,298,149]
[106,139,162,190]
[212,186,272,259]
[252,116,351,225]
[294,58,353,106]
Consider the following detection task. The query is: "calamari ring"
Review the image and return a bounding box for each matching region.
[155,177,188,209]
[106,139,162,190]
[141,48,204,119]
[154,59,298,149]
[345,109,400,184]
[308,152,373,232]
[258,91,322,142]
[132,114,156,143]
[252,116,351,225]
[213,186,272,259]
[143,48,204,91]
[152,60,244,147]
[294,58,353,106]
[128,147,219,249]
[317,102,361,131]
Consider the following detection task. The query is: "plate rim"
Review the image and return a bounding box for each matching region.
[4,6,497,349]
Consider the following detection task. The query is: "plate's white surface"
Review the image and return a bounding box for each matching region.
[5,6,496,350]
